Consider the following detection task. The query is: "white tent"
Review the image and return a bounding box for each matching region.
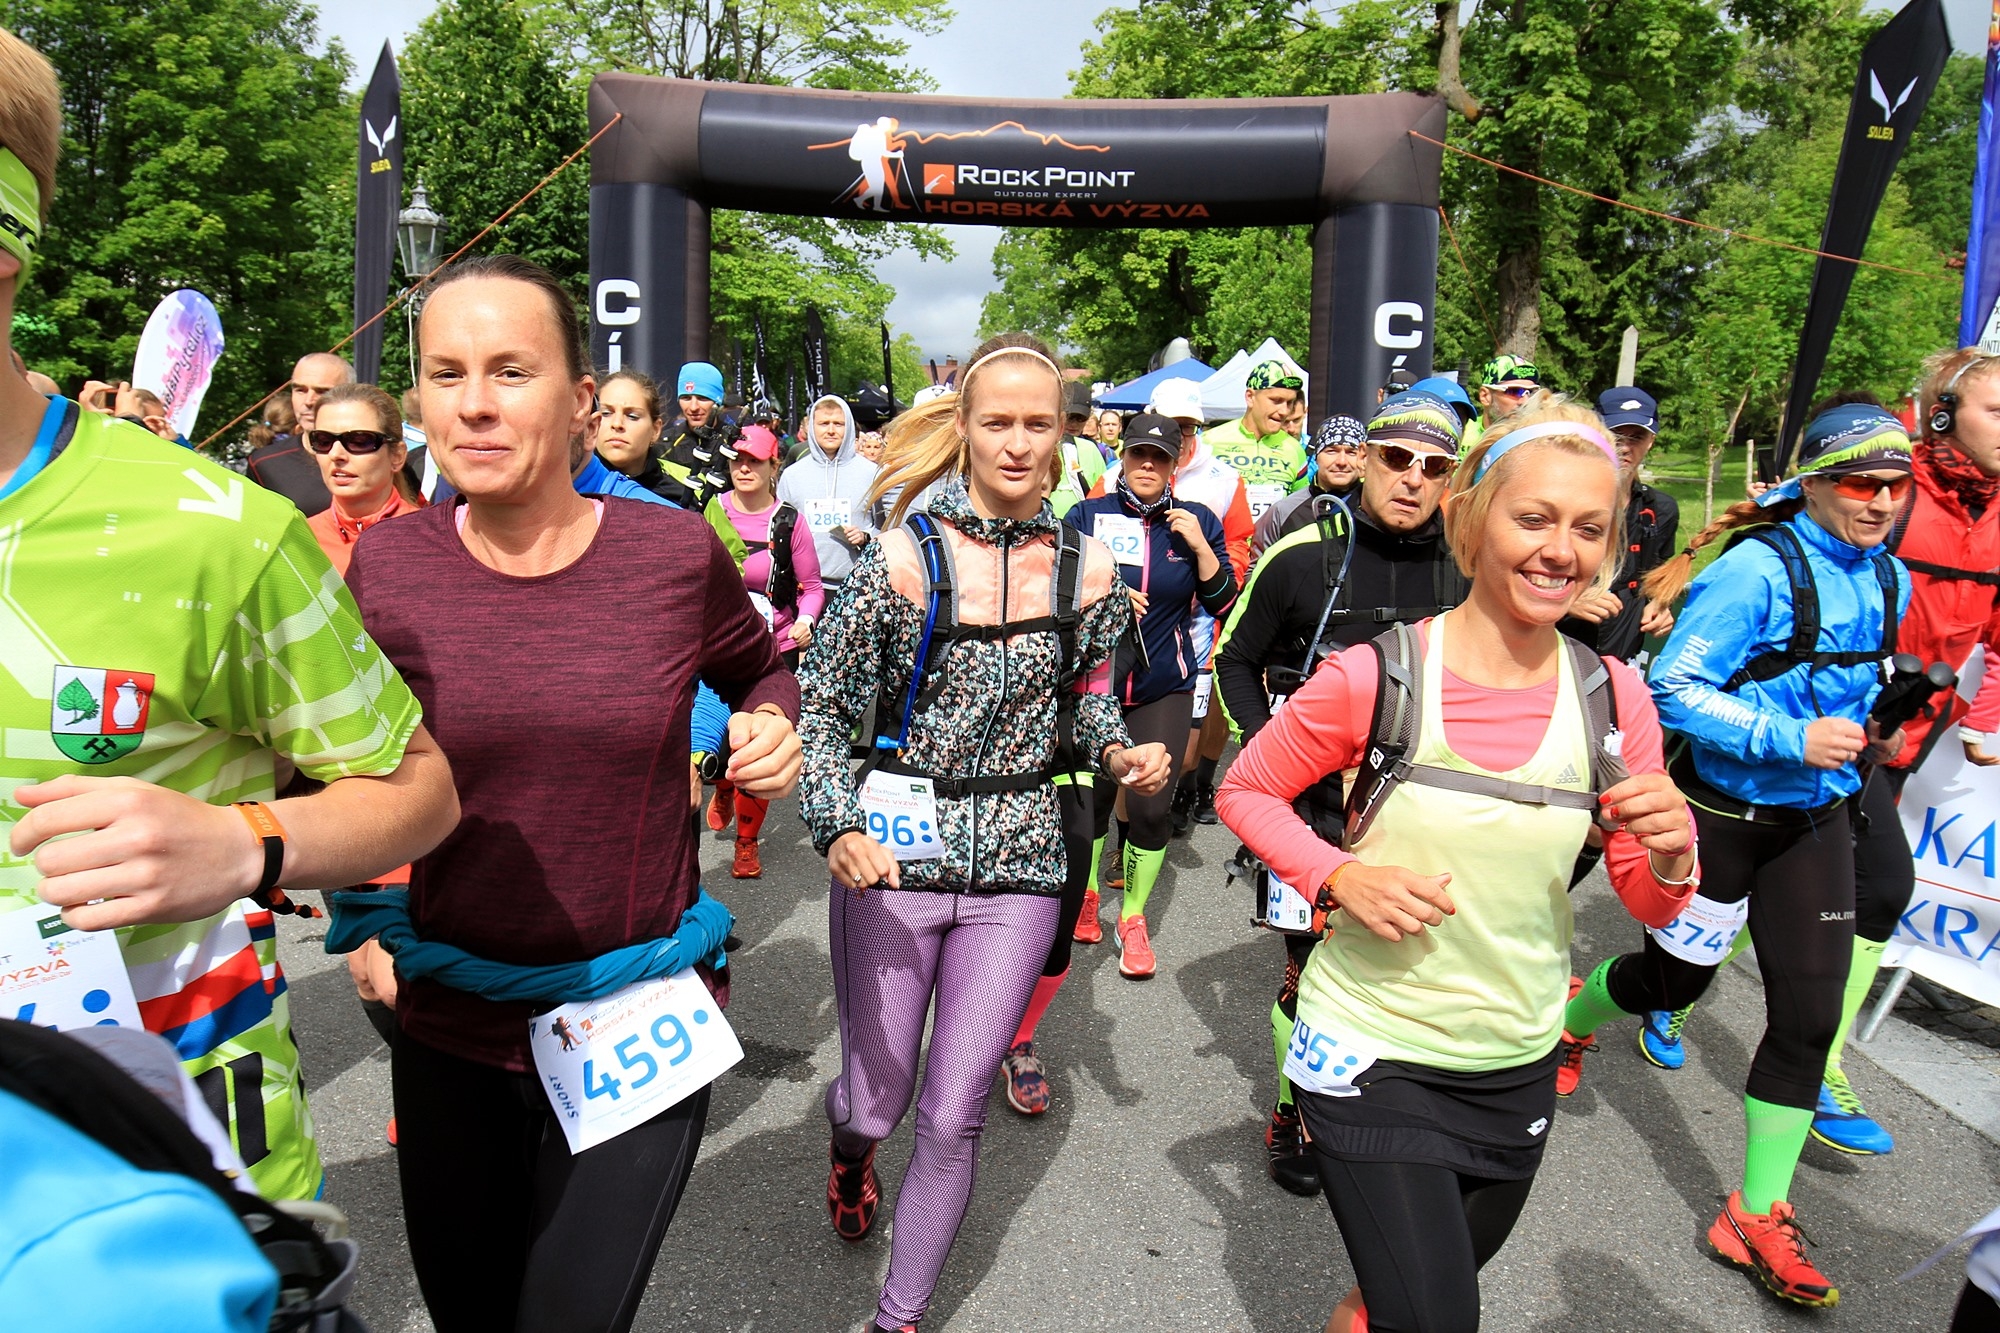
[1197,337,1307,421]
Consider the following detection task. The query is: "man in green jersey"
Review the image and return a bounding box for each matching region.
[1201,359,1308,525]
[0,31,459,1202]
[1463,352,1545,455]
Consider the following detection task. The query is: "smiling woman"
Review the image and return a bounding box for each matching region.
[1217,398,1697,1333]
[335,254,803,1333]
[305,383,418,577]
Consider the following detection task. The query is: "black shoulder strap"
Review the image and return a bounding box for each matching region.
[1342,621,1421,847]
[1870,546,1900,660]
[871,513,958,754]
[767,502,800,606]
[1724,526,1819,690]
[1052,520,1088,689]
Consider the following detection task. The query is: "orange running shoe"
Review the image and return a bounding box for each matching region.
[732,836,763,879]
[1708,1191,1839,1308]
[1117,915,1156,979]
[1554,1031,1593,1097]
[827,1141,880,1243]
[1073,889,1102,943]
[704,785,730,833]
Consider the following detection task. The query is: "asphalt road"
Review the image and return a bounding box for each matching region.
[281,798,2000,1332]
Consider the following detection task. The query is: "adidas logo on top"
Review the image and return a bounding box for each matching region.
[1556,762,1580,785]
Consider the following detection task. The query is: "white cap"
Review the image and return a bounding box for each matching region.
[912,384,952,407]
[1148,377,1206,423]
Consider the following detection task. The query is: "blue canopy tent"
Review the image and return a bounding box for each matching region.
[1095,359,1215,412]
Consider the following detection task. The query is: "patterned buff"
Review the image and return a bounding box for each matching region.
[1917,437,2000,512]
[1367,393,1463,454]
[0,147,42,271]
[1757,404,1912,508]
[1312,414,1368,452]
[1246,359,1304,392]
[1479,352,1541,387]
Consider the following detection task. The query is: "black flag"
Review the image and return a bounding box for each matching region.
[880,320,896,414]
[353,42,402,385]
[1776,0,1951,469]
[731,337,746,404]
[803,307,829,402]
[785,356,798,426]
[751,315,773,406]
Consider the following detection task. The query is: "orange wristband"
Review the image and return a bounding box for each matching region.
[233,801,288,896]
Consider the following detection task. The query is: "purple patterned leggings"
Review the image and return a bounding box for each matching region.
[826,882,1058,1328]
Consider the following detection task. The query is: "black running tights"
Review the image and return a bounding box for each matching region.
[1604,802,1855,1110]
[1852,764,1914,944]
[1309,1155,1535,1333]
[391,1029,709,1333]
[1091,690,1193,849]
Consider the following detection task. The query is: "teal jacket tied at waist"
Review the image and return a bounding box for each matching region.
[325,887,733,1005]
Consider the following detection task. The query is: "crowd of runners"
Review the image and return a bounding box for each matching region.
[7,23,2000,1333]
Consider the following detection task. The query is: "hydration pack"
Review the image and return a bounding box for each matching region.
[1717,524,1899,691]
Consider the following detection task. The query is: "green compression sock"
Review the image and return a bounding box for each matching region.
[1120,842,1166,920]
[1086,834,1106,894]
[1741,1095,1814,1213]
[1722,926,1752,966]
[1273,1001,1295,1106]
[1826,935,1887,1084]
[1563,958,1629,1039]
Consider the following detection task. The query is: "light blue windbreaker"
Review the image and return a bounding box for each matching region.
[1649,511,1908,810]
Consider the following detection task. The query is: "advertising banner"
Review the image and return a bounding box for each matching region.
[1961,0,2000,350]
[131,289,224,440]
[354,42,403,385]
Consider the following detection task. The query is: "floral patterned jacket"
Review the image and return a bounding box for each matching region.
[798,476,1134,894]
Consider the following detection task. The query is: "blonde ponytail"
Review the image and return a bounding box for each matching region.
[1641,495,1804,606]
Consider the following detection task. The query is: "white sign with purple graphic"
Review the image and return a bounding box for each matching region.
[132,289,226,440]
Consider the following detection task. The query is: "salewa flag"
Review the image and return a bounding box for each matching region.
[880,320,896,413]
[752,315,773,405]
[1777,0,1951,467]
[1963,1,2000,351]
[803,307,829,401]
[354,42,403,385]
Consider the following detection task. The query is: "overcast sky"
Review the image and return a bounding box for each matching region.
[318,0,1994,361]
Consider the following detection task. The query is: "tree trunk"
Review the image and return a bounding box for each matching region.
[1434,4,1483,120]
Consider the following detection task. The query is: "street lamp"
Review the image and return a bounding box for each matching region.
[397,179,444,286]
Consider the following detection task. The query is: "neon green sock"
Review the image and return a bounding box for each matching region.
[1120,843,1166,920]
[1722,926,1752,967]
[1741,1095,1814,1212]
[1273,1002,1295,1107]
[1826,936,1886,1085]
[1086,834,1105,894]
[1563,959,1629,1039]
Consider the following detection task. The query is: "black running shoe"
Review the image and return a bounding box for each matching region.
[1194,779,1219,825]
[1266,1103,1321,1197]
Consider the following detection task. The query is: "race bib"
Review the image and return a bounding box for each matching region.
[1263,869,1315,933]
[858,771,946,861]
[1093,514,1145,568]
[1647,892,1749,966]
[0,906,144,1032]
[748,591,776,631]
[802,497,853,533]
[530,970,742,1154]
[1191,670,1215,722]
[1246,483,1287,520]
[1283,1016,1379,1099]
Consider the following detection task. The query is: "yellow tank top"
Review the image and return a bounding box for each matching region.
[1295,614,1595,1072]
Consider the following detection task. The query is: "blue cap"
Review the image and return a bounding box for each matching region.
[1408,376,1475,423]
[1597,387,1658,433]
[675,362,725,403]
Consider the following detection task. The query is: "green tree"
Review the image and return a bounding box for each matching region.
[5,0,351,430]
[56,678,98,725]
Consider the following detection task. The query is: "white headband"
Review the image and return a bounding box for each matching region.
[964,346,1064,382]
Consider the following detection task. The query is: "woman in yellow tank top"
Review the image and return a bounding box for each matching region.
[1218,398,1699,1333]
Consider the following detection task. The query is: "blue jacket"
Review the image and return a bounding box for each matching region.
[1074,491,1237,707]
[1650,512,1909,809]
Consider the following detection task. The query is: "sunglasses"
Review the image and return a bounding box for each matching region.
[1373,443,1455,480]
[1826,473,1914,502]
[307,429,392,455]
[1496,384,1538,400]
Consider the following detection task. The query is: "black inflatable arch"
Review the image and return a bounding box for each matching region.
[587,73,1445,419]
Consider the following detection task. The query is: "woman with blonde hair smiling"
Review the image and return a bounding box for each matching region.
[797,332,1171,1332]
[1218,398,1698,1333]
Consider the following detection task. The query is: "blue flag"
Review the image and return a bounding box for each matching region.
[1964,2,2000,350]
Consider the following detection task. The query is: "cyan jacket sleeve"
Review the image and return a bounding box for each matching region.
[1648,547,1808,766]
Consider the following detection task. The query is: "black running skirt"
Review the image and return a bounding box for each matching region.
[1293,1043,1563,1181]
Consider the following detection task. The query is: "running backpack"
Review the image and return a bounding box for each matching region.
[1341,620,1621,848]
[1887,489,2000,588]
[761,502,802,610]
[0,1020,366,1332]
[860,511,1095,798]
[1717,524,1899,691]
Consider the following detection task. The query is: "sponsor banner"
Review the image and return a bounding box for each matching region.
[131,289,224,440]
[1961,0,2000,350]
[354,41,403,385]
[697,89,1328,228]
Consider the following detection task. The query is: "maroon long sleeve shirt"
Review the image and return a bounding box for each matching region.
[347,496,800,1070]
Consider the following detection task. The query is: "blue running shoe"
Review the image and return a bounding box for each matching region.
[1810,1076,1893,1156]
[1638,1007,1690,1070]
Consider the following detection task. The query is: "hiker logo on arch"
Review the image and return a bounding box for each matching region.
[51,665,154,764]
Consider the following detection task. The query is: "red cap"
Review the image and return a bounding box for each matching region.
[735,425,780,460]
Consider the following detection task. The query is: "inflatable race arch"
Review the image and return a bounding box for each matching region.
[587,74,1445,419]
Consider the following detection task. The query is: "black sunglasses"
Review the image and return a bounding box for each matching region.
[307,429,392,455]
[1373,442,1454,479]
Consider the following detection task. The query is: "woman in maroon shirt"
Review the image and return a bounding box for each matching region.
[344,255,802,1333]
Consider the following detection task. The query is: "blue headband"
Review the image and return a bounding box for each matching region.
[1472,421,1619,483]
